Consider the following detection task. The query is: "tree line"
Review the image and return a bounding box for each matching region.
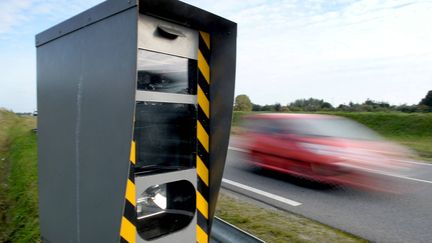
[234,90,432,112]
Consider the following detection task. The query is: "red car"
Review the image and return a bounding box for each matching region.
[238,113,414,191]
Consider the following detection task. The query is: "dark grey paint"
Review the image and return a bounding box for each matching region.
[37,6,138,243]
[37,0,236,241]
[208,28,237,229]
[139,0,235,33]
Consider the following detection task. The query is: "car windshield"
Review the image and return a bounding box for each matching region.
[281,117,383,141]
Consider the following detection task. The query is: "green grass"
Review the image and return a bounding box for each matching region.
[232,111,253,127]
[232,111,432,162]
[216,192,367,243]
[325,112,432,138]
[0,109,39,242]
[327,112,432,162]
[390,137,432,162]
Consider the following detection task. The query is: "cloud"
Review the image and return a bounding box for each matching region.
[0,0,102,112]
[1,0,431,111]
[184,0,432,105]
[0,0,102,36]
[0,0,33,34]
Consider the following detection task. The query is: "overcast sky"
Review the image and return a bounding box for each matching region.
[1,0,431,112]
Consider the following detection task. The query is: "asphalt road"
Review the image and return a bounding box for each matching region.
[222,148,432,243]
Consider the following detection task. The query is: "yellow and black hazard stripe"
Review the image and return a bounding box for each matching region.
[120,141,137,243]
[196,31,211,243]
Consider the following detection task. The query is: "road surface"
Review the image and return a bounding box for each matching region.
[222,148,432,243]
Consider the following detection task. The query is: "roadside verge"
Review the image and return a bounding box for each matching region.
[216,190,367,242]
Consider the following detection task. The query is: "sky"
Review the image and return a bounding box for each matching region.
[0,0,431,112]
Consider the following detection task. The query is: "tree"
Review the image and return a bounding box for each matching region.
[274,103,282,112]
[252,103,262,111]
[288,98,333,111]
[395,104,417,113]
[322,102,333,109]
[261,104,275,111]
[234,94,253,111]
[419,90,432,107]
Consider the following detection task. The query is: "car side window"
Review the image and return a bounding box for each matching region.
[264,121,282,134]
[254,119,281,134]
[244,118,284,134]
[279,120,295,134]
[254,120,267,133]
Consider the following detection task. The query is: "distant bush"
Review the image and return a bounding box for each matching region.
[252,97,431,113]
[245,90,432,113]
[234,94,253,111]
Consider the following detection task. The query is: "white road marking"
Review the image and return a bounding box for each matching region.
[228,146,248,153]
[222,178,302,207]
[346,165,432,185]
[396,175,432,184]
[401,159,432,167]
[332,163,432,184]
[228,146,432,185]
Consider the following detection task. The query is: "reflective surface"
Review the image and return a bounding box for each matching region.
[137,50,197,94]
[134,102,196,174]
[136,180,196,240]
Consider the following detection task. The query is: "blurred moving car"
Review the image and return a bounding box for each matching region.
[238,113,415,191]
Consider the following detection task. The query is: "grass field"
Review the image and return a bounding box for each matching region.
[216,192,366,242]
[330,112,432,161]
[232,111,432,162]
[0,109,39,242]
